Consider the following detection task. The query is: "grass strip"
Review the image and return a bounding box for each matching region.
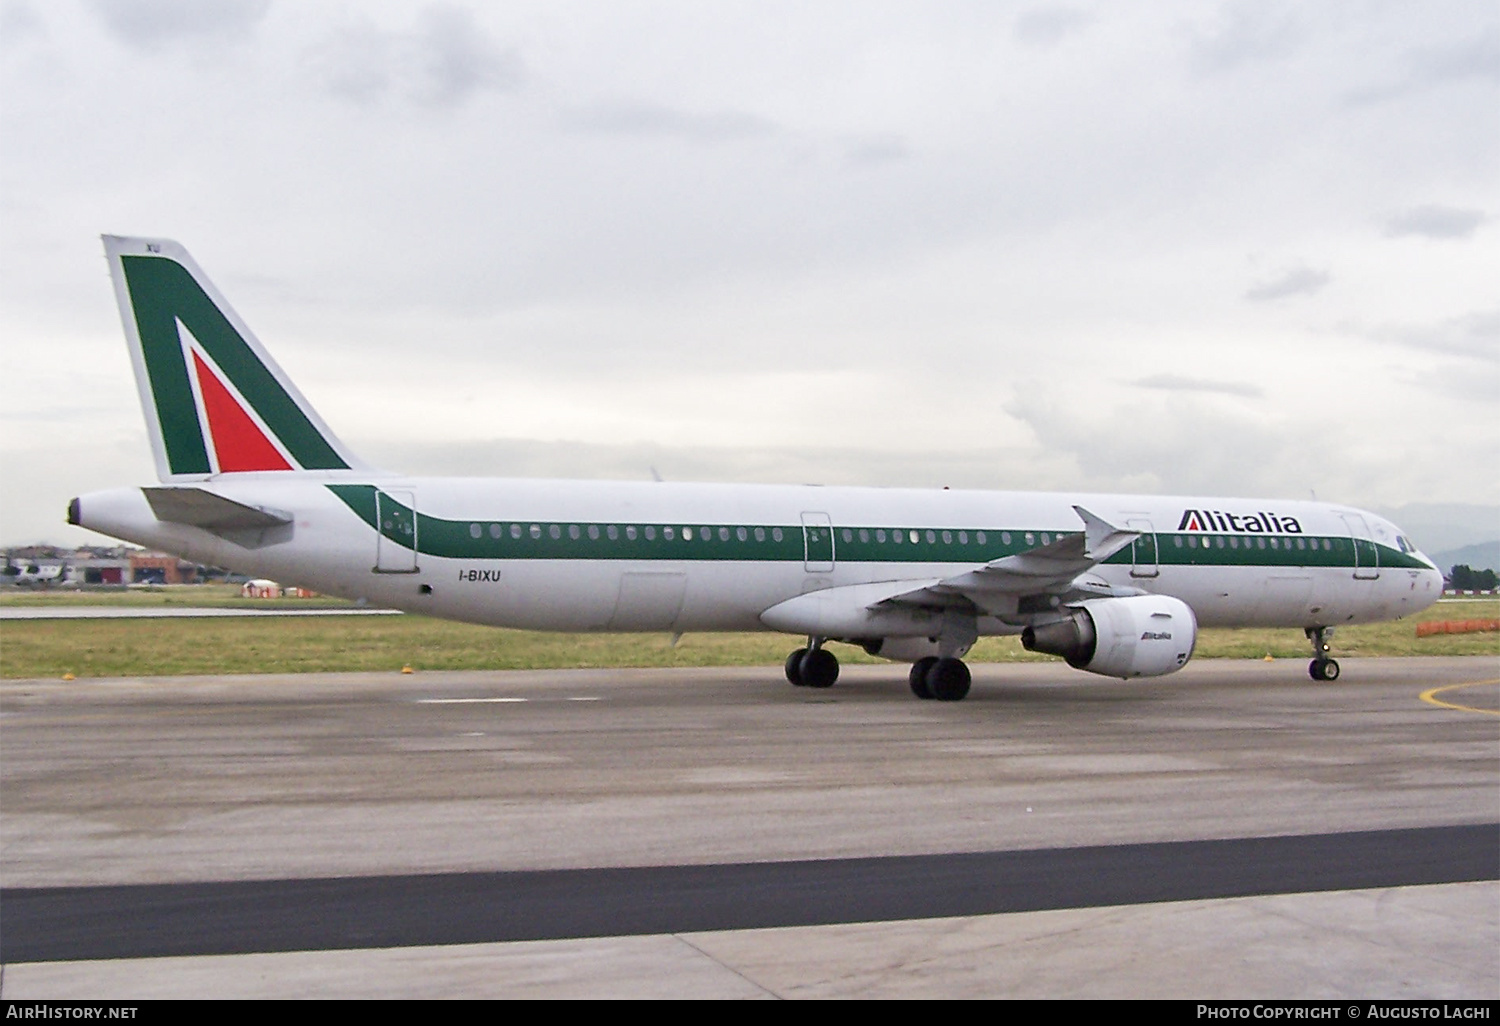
[3,600,1494,680]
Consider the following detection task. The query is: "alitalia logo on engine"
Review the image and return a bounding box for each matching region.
[1177,509,1302,534]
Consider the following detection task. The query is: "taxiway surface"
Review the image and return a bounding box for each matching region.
[2,657,1496,998]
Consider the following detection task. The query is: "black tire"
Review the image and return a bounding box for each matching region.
[929,657,971,702]
[800,648,840,689]
[1311,657,1340,682]
[786,648,808,686]
[909,656,938,699]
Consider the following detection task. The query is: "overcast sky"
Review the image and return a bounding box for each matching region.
[2,0,1496,548]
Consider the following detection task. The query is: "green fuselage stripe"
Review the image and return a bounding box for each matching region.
[327,486,1429,571]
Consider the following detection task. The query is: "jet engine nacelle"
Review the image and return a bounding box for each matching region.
[1021,595,1197,679]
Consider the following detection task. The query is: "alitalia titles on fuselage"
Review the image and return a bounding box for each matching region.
[1178,509,1303,534]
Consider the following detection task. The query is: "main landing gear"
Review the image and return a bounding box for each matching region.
[1306,626,1340,681]
[908,656,971,702]
[783,644,974,700]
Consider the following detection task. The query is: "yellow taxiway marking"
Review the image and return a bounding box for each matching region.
[1420,679,1500,717]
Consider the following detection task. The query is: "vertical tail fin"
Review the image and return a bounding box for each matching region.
[103,236,368,481]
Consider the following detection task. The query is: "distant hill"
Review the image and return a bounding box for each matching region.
[1430,541,1500,575]
[1369,502,1499,554]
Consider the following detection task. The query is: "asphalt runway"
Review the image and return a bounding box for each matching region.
[2,656,1496,998]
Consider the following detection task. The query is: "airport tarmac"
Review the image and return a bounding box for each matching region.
[1,656,1496,998]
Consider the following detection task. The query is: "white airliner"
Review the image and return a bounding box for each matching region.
[69,237,1444,700]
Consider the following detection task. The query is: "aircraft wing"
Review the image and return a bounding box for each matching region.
[759,507,1141,638]
[875,506,1139,615]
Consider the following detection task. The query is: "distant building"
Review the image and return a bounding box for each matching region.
[129,552,199,585]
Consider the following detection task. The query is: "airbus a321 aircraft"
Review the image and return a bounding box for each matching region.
[70,237,1444,701]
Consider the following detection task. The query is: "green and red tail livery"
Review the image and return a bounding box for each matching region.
[103,236,367,481]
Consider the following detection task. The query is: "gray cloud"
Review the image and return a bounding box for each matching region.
[1245,266,1330,302]
[315,21,395,105]
[1408,27,1500,86]
[1188,2,1302,75]
[1373,309,1500,363]
[0,0,44,43]
[1347,27,1500,104]
[1003,387,1311,498]
[410,4,522,107]
[1411,359,1500,406]
[1134,375,1264,398]
[3,2,1497,543]
[1013,6,1093,48]
[313,4,521,109]
[360,438,1048,493]
[561,102,780,142]
[1384,205,1490,240]
[842,134,912,167]
[85,0,270,47]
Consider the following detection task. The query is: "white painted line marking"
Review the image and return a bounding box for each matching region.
[418,697,528,704]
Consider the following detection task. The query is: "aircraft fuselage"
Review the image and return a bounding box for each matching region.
[73,474,1442,635]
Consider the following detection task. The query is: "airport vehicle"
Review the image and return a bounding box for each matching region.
[69,237,1444,699]
[1,559,68,587]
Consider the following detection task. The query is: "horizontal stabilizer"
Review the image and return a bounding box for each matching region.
[142,487,293,530]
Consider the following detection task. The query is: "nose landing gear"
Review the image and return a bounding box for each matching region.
[1306,626,1340,681]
